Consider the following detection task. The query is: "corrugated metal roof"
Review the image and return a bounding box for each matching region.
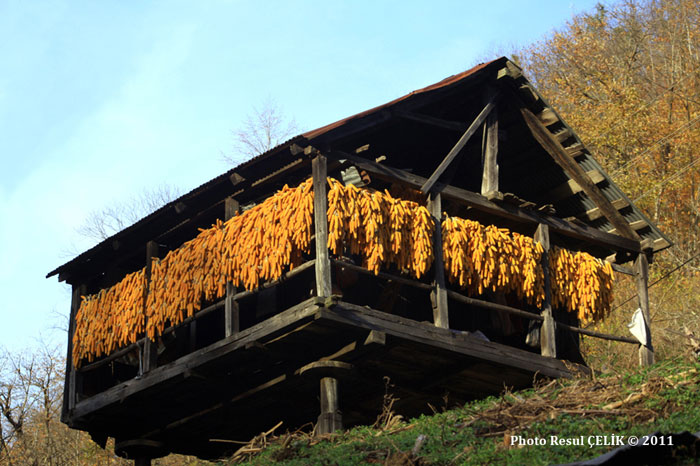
[48,56,671,282]
[47,60,499,280]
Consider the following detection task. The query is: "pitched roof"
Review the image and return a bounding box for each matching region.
[48,57,670,284]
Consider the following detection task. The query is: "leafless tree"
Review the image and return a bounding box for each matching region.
[223,98,299,165]
[74,184,181,244]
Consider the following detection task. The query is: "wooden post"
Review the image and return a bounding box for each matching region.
[535,224,556,358]
[312,155,332,297]
[142,241,159,373]
[224,198,240,338]
[428,193,449,328]
[63,283,86,419]
[635,253,654,366]
[481,94,499,198]
[317,377,342,434]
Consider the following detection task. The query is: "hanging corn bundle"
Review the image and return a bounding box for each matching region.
[442,216,545,307]
[549,247,614,323]
[327,178,434,278]
[72,269,145,364]
[145,178,314,338]
[72,175,615,366]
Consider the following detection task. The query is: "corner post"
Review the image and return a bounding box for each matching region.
[635,252,654,366]
[142,241,159,373]
[63,283,86,419]
[312,155,332,297]
[317,377,342,434]
[428,193,449,328]
[535,224,556,358]
[224,197,241,338]
[481,92,499,198]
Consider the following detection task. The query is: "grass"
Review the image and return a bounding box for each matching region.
[218,356,700,465]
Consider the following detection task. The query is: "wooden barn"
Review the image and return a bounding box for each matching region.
[48,57,671,463]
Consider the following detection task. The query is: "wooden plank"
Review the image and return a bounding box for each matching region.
[567,198,629,223]
[551,170,605,199]
[327,150,641,255]
[224,198,240,338]
[520,107,640,241]
[538,108,559,126]
[607,219,649,235]
[610,263,635,276]
[421,96,498,193]
[143,241,159,373]
[428,194,449,328]
[394,111,466,133]
[554,128,573,144]
[481,95,499,197]
[72,297,323,419]
[535,224,556,358]
[331,259,433,291]
[313,156,332,297]
[320,301,582,379]
[635,253,654,366]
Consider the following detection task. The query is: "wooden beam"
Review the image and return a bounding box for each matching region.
[481,94,499,198]
[567,198,629,223]
[312,156,332,297]
[428,194,449,329]
[320,301,584,379]
[551,170,605,199]
[535,224,556,358]
[607,219,649,235]
[317,377,342,434]
[520,107,640,241]
[64,284,86,419]
[394,110,467,133]
[224,198,240,338]
[635,253,654,366]
[142,241,159,373]
[421,96,498,193]
[327,151,641,255]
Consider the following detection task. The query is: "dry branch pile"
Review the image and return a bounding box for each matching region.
[72,178,615,365]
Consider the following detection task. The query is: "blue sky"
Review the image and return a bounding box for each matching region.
[0,0,601,352]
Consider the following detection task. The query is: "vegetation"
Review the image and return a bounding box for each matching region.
[223,357,700,465]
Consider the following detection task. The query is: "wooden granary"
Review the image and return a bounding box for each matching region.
[48,57,670,463]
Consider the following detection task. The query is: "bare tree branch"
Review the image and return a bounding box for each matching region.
[223,98,299,165]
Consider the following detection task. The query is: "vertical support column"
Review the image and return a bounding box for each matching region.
[312,155,332,297]
[535,224,556,358]
[317,377,342,434]
[63,283,86,419]
[481,94,499,198]
[428,193,449,329]
[142,241,159,373]
[635,253,654,366]
[224,197,241,338]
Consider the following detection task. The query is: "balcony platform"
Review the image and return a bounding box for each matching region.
[67,296,586,459]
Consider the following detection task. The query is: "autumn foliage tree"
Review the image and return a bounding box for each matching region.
[518,0,700,265]
[516,0,700,364]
